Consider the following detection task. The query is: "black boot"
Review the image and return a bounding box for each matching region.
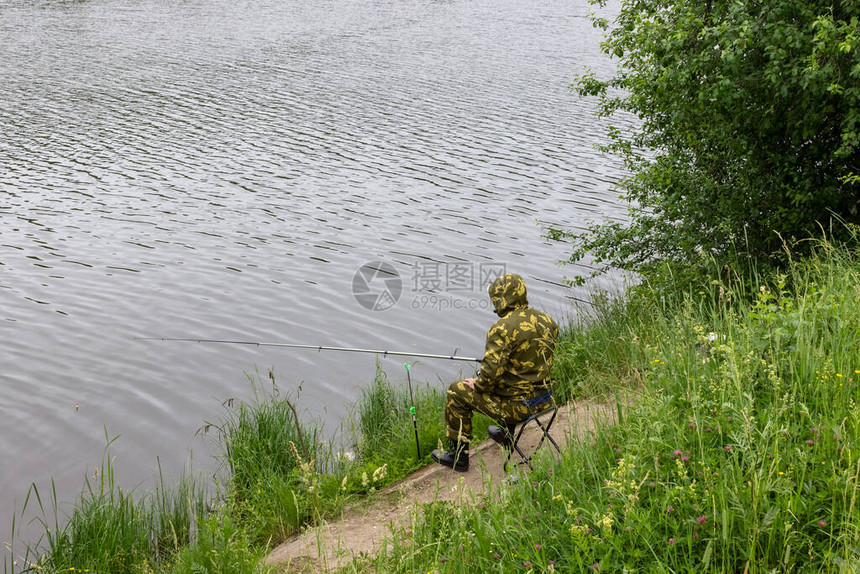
[488,424,516,448]
[431,442,469,472]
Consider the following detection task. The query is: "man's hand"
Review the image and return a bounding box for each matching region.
[461,378,476,389]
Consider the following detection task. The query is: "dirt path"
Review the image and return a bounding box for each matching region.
[266,398,617,572]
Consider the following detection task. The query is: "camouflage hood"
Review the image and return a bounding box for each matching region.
[488,273,528,317]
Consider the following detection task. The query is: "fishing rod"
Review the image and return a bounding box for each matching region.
[137,337,481,363]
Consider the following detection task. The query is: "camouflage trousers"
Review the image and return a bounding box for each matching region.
[445,380,549,445]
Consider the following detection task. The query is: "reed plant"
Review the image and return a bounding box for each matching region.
[211,367,368,548]
[8,364,478,572]
[354,363,493,480]
[551,288,659,404]
[4,364,456,573]
[198,365,463,549]
[371,236,860,572]
[16,431,209,573]
[167,511,267,574]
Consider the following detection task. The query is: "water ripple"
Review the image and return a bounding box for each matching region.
[0,0,633,549]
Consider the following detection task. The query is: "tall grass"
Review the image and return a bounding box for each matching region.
[212,369,325,546]
[353,363,492,480]
[371,237,860,572]
[9,364,476,573]
[213,366,483,547]
[16,431,208,573]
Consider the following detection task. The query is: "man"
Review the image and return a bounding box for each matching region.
[431,273,559,471]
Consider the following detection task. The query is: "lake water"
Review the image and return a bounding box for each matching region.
[0,0,629,554]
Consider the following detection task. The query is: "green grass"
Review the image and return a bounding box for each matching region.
[353,363,493,481]
[366,237,860,573]
[168,512,267,574]
[212,369,326,546]
[13,236,860,573]
[214,365,493,549]
[15,430,209,573]
[8,366,491,572]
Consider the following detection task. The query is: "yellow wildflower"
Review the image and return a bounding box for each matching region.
[596,514,614,534]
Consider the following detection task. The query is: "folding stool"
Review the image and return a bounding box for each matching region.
[502,400,562,471]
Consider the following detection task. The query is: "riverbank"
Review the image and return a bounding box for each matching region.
[265,398,618,571]
[11,236,860,572]
[349,237,860,572]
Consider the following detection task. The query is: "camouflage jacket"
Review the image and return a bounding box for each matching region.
[474,274,559,398]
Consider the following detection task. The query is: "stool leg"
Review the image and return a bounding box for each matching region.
[502,406,561,472]
[511,423,533,470]
[535,409,561,453]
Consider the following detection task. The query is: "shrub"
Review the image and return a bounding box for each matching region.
[561,0,860,282]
